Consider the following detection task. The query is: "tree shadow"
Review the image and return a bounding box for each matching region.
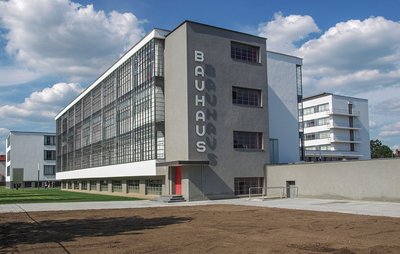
[0,215,191,251]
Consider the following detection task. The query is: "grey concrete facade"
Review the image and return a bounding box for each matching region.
[266,159,400,202]
[163,22,269,200]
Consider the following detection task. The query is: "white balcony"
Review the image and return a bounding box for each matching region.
[328,108,360,116]
[329,122,361,130]
[304,150,363,158]
[330,136,361,143]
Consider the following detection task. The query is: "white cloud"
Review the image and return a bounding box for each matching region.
[258,12,320,54]
[379,121,400,138]
[0,0,145,81]
[298,16,400,94]
[0,82,83,124]
[0,67,41,86]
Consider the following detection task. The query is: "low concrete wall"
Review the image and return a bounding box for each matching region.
[266,159,400,202]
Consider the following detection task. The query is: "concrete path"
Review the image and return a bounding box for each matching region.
[1,198,400,218]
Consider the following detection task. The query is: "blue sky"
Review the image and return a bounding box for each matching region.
[0,0,399,153]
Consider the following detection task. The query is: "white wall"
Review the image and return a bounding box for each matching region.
[267,51,302,163]
[7,132,56,183]
[267,159,400,202]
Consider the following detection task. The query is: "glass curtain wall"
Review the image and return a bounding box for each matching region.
[56,39,165,172]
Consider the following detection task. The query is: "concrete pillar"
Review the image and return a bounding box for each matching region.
[122,179,127,193]
[108,182,112,192]
[139,178,146,195]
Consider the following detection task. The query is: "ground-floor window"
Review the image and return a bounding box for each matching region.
[67,181,72,189]
[62,181,66,189]
[145,179,162,195]
[81,181,87,190]
[24,182,32,188]
[112,180,122,192]
[127,180,140,193]
[73,181,79,190]
[100,180,108,192]
[234,177,264,195]
[90,181,97,191]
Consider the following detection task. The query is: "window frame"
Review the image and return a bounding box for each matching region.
[233,131,263,150]
[232,86,262,107]
[231,41,260,63]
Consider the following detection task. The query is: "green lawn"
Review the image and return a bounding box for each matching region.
[0,187,142,204]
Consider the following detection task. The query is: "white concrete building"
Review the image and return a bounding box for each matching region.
[5,131,57,188]
[301,93,370,161]
[267,51,303,164]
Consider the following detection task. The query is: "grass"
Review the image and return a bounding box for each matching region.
[0,186,142,204]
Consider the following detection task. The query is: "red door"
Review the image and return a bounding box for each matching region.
[175,166,182,195]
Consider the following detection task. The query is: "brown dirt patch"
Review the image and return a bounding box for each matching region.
[1,205,399,253]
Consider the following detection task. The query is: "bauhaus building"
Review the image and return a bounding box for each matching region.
[56,21,303,201]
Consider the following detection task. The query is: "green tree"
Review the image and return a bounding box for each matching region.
[370,139,393,158]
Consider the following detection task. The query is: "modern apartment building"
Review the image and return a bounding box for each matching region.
[301,93,370,161]
[5,131,57,188]
[267,51,303,163]
[55,21,301,200]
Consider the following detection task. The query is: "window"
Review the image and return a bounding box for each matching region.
[234,131,263,150]
[6,135,10,148]
[127,180,140,193]
[303,103,329,116]
[90,181,97,191]
[304,117,330,128]
[231,42,259,63]
[44,150,56,160]
[234,177,263,195]
[112,180,122,192]
[232,87,261,107]
[145,179,162,195]
[81,181,87,190]
[6,166,10,176]
[7,150,10,162]
[100,180,108,191]
[44,135,56,145]
[43,165,55,175]
[305,131,330,141]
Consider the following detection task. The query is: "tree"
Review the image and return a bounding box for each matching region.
[370,139,393,158]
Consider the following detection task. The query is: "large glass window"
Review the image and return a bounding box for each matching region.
[305,131,331,141]
[303,103,330,116]
[232,87,261,107]
[44,150,56,160]
[304,117,330,128]
[6,166,10,176]
[127,180,140,193]
[145,179,162,195]
[55,39,165,172]
[231,42,259,63]
[234,177,263,195]
[234,131,263,150]
[43,165,55,175]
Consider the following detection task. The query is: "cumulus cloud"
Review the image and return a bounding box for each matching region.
[258,12,320,54]
[0,82,83,124]
[0,0,145,81]
[298,16,400,94]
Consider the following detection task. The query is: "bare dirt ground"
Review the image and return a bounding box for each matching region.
[1,205,400,254]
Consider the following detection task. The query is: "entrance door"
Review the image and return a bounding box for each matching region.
[286,181,296,198]
[175,166,182,195]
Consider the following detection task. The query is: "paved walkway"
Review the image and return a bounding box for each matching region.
[1,198,400,218]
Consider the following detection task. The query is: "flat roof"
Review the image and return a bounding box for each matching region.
[267,50,303,60]
[303,92,368,102]
[167,20,267,40]
[9,131,55,136]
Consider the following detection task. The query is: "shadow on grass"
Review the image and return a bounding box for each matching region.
[1,215,191,251]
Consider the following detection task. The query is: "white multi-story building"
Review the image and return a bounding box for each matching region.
[301,93,370,161]
[5,131,57,188]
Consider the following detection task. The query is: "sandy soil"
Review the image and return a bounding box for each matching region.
[1,205,400,253]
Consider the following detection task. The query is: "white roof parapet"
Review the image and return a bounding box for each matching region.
[55,29,169,120]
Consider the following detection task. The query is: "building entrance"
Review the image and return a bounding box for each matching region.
[174,166,182,195]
